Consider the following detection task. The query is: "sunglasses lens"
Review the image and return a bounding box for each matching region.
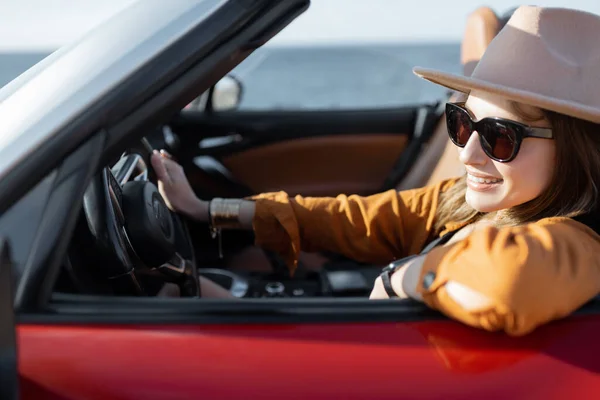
[480,121,518,161]
[446,104,521,161]
[447,106,472,146]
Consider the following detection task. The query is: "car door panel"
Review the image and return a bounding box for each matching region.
[17,314,600,400]
[222,133,408,196]
[171,106,421,197]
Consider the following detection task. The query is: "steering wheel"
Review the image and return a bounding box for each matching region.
[80,139,201,297]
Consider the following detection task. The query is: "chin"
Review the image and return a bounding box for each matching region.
[465,189,504,213]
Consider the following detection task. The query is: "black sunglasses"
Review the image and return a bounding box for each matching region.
[445,102,554,162]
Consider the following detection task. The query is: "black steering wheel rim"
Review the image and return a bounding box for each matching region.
[76,140,200,297]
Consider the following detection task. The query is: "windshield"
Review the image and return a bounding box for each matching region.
[0,53,49,89]
[0,0,136,90]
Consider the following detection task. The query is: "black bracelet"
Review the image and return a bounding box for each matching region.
[379,255,419,298]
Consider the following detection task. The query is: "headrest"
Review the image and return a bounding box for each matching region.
[460,7,501,76]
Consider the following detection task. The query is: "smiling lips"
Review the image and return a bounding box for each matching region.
[467,173,503,184]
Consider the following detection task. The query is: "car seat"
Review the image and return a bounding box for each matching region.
[397,6,505,190]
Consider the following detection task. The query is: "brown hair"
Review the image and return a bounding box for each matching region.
[435,103,600,232]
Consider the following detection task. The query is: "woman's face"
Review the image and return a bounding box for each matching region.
[458,91,556,213]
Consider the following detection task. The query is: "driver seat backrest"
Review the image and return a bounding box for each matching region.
[396,7,503,191]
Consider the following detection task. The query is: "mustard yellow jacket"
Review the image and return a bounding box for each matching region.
[251,178,600,336]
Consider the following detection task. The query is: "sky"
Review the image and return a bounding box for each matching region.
[2,0,600,51]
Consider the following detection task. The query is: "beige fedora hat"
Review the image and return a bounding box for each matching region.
[414,6,600,123]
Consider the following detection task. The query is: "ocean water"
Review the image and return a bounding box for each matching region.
[0,52,48,88]
[232,43,461,110]
[0,43,461,110]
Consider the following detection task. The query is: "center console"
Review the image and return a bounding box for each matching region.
[198,265,383,298]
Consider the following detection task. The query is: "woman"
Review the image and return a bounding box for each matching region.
[152,6,600,336]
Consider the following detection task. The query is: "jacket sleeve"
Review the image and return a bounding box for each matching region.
[250,179,458,274]
[417,217,600,336]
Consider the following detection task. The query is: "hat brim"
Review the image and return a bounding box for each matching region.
[413,67,600,124]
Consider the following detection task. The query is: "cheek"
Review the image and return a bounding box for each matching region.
[497,140,556,202]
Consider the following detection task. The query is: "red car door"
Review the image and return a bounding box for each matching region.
[17,297,600,400]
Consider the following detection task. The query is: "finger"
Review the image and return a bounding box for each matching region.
[160,149,177,162]
[161,156,185,181]
[151,151,172,185]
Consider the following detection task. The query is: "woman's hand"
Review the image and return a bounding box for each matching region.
[369,255,426,300]
[150,150,208,221]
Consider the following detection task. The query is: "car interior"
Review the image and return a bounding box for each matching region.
[56,6,513,301]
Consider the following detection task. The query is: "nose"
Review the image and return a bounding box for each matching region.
[458,131,487,166]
